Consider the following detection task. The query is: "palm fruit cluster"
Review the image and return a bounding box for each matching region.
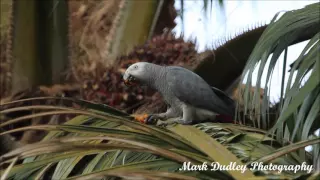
[78,31,198,113]
[117,31,198,68]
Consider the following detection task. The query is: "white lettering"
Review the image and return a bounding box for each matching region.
[179,162,208,171]
[179,161,313,174]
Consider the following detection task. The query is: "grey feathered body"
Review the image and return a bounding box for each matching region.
[124,62,235,125]
[150,65,235,120]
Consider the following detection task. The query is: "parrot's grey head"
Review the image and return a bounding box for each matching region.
[123,62,157,86]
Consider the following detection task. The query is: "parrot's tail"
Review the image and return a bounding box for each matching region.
[210,87,236,117]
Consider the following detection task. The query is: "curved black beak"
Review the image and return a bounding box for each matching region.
[123,73,138,86]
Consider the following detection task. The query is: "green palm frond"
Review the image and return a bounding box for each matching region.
[239,3,319,145]
[0,97,317,179]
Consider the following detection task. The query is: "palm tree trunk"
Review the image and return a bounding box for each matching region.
[107,0,159,60]
[11,0,69,93]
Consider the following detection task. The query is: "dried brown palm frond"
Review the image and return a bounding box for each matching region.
[67,0,123,83]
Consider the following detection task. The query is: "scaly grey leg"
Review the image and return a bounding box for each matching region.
[157,104,194,126]
[146,107,179,124]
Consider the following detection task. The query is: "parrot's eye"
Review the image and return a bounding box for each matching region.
[134,65,138,69]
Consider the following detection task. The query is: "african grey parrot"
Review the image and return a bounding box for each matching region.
[123,62,235,125]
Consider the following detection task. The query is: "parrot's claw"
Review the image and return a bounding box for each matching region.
[146,115,159,125]
[157,121,179,127]
[157,122,169,127]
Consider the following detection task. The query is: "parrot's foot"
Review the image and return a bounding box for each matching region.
[146,115,161,125]
[157,121,178,127]
[174,119,193,125]
[157,119,193,127]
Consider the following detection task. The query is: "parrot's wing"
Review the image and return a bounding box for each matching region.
[210,87,235,111]
[166,66,235,116]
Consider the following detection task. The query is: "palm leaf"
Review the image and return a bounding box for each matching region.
[239,3,319,145]
[0,97,316,179]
